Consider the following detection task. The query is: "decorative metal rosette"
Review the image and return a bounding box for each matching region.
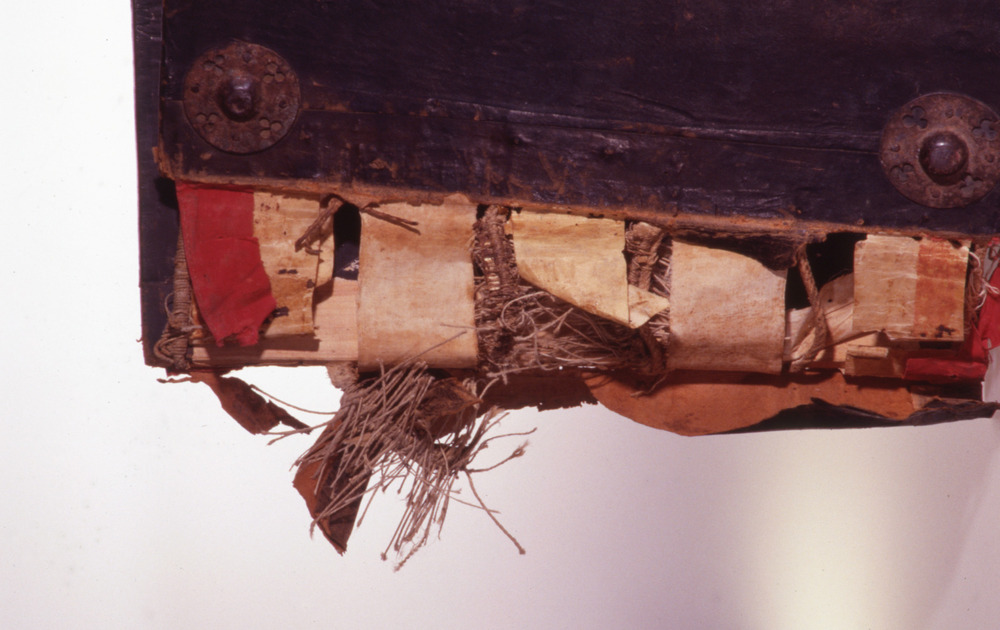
[183,41,300,154]
[880,92,1000,208]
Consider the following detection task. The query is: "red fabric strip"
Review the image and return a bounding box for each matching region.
[176,182,276,346]
[978,265,1000,352]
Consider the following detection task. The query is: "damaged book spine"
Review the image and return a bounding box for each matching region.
[154,181,1000,560]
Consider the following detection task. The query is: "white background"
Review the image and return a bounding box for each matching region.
[2,3,999,628]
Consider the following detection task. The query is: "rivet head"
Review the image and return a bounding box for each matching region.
[218,73,257,122]
[918,131,968,183]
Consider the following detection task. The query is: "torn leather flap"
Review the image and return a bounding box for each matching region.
[176,183,277,346]
[357,196,479,369]
[253,192,324,337]
[191,371,308,435]
[666,240,787,374]
[852,235,968,342]
[293,421,368,555]
[509,212,669,328]
[585,371,917,436]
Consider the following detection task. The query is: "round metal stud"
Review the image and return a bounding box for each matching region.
[183,41,300,154]
[880,92,1000,208]
[918,131,968,183]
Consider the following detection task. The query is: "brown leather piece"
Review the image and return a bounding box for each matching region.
[585,370,917,436]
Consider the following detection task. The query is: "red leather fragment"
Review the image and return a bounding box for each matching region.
[903,358,987,384]
[176,182,276,346]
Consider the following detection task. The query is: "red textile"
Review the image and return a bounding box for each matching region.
[978,266,1000,352]
[176,182,276,346]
